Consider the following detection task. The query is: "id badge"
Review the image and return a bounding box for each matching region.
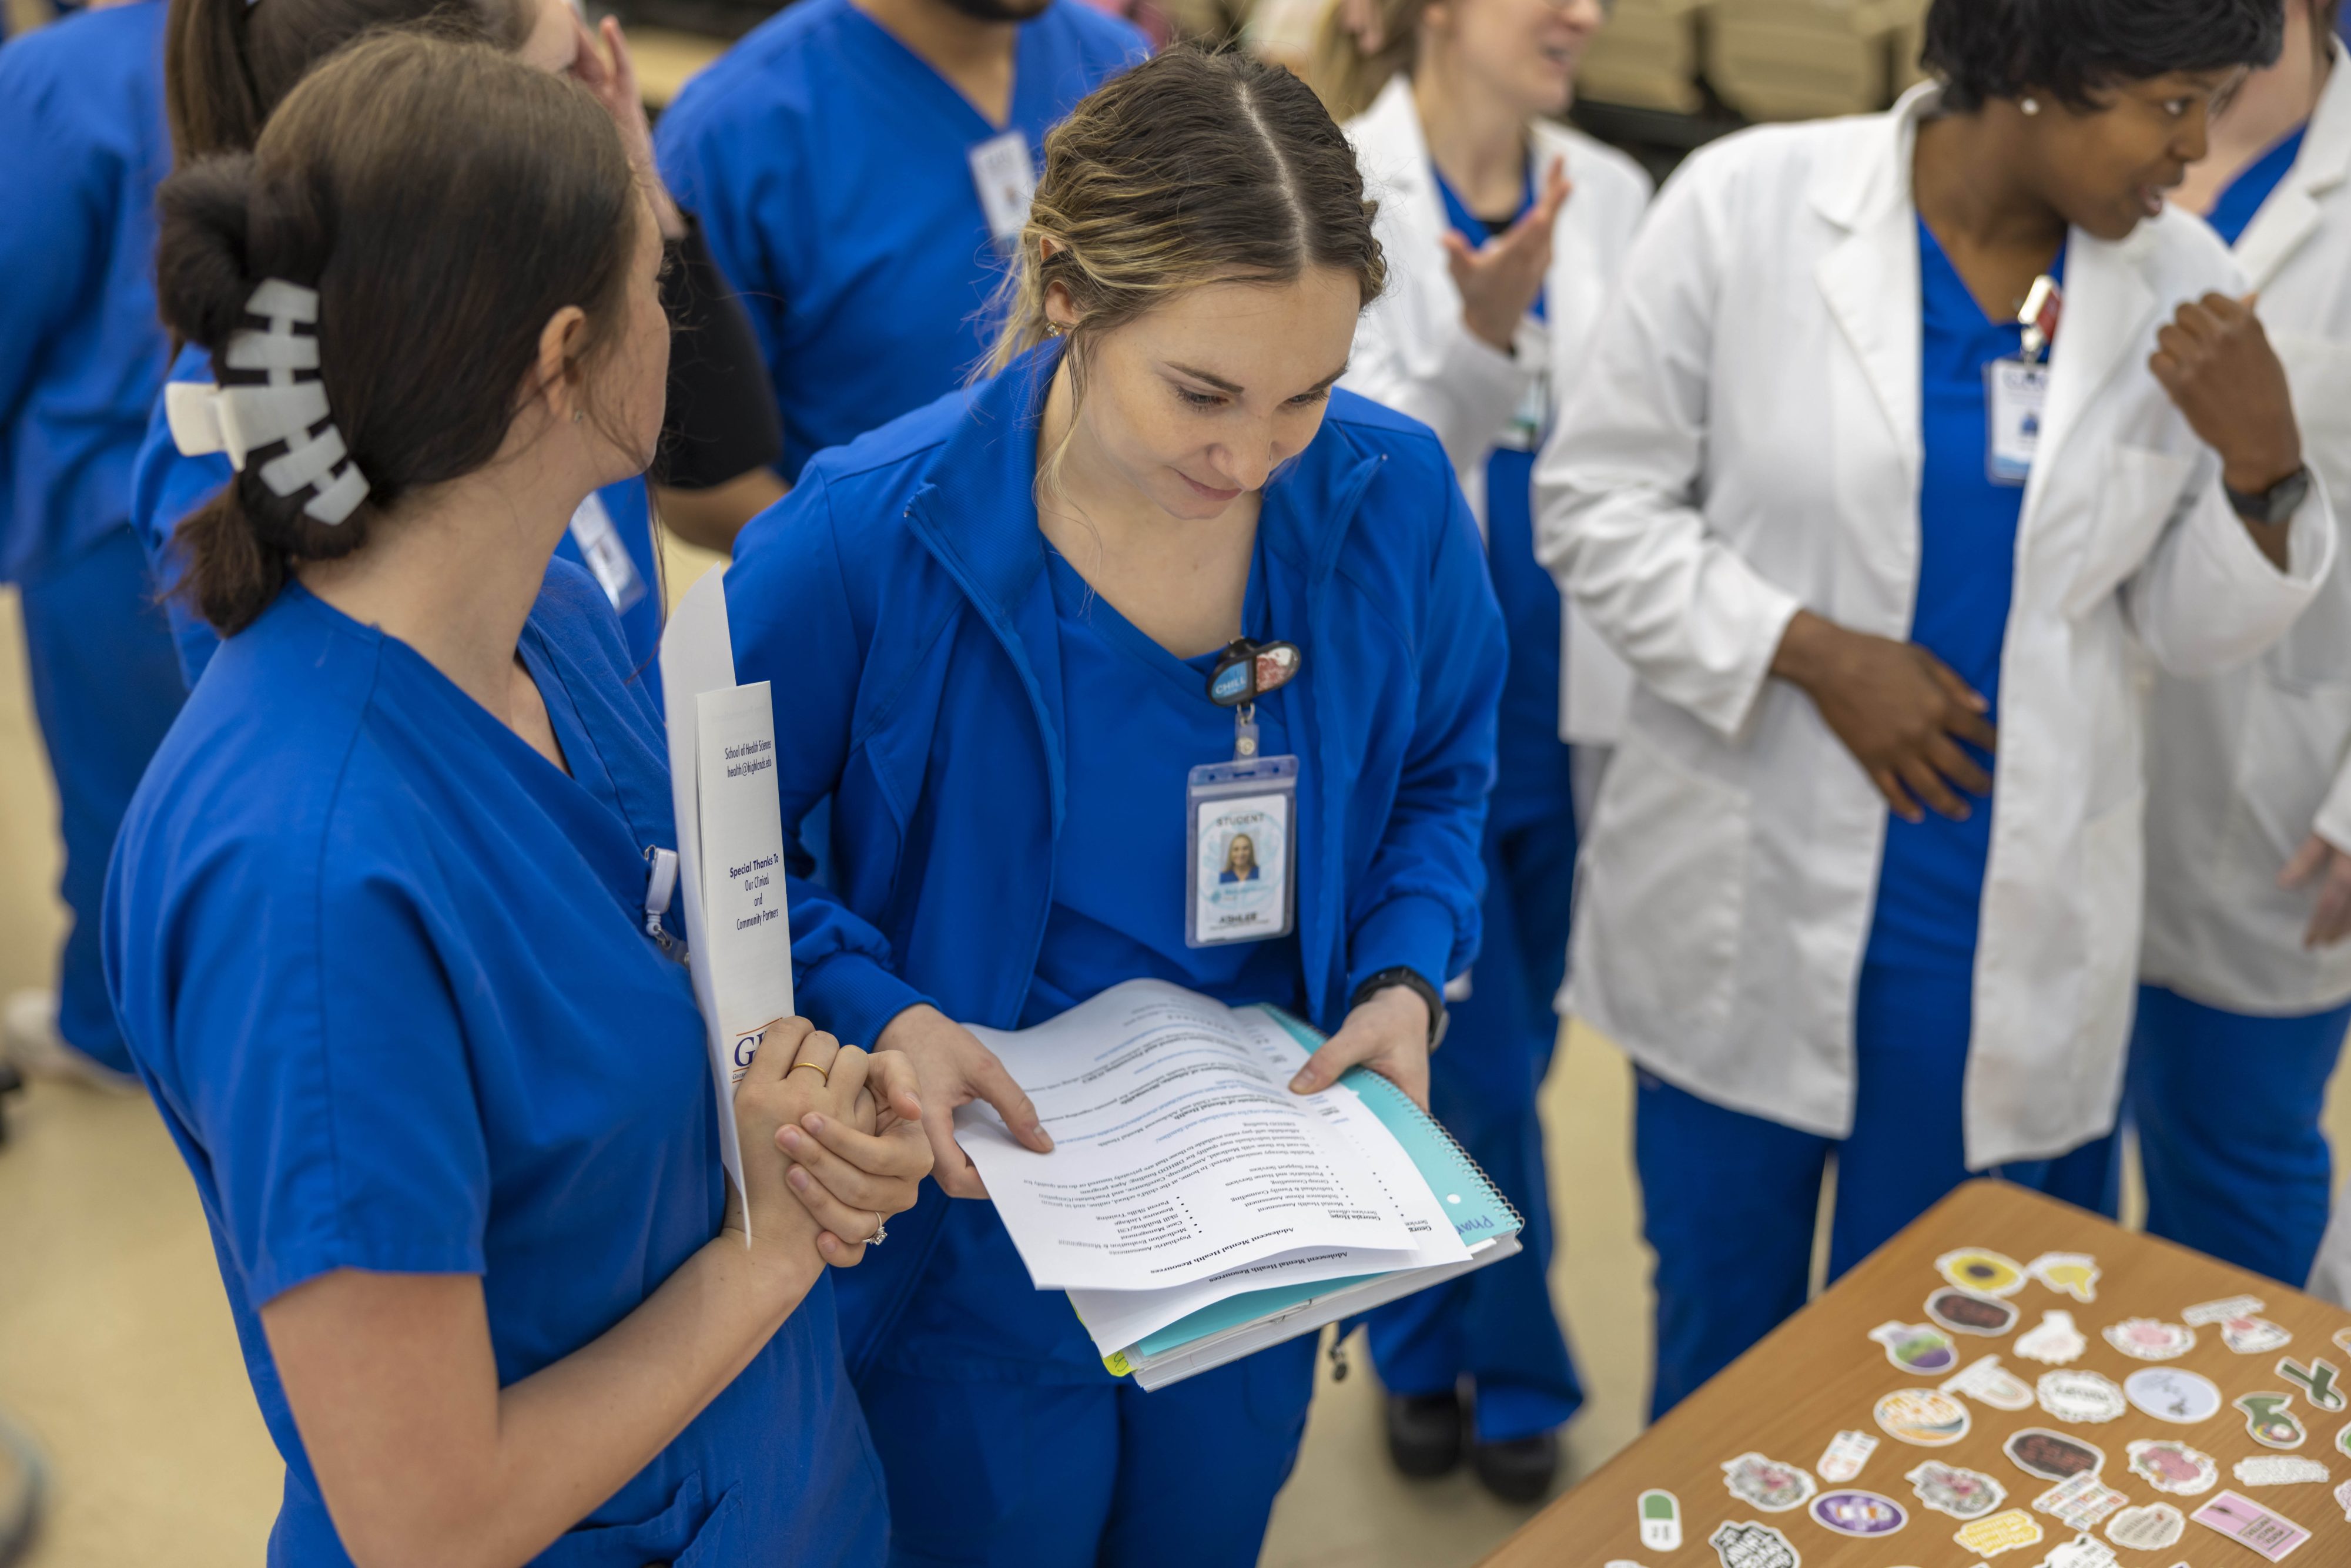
[1498,362,1550,453]
[1185,754,1298,947]
[968,129,1037,253]
[568,491,648,614]
[1985,359,2049,487]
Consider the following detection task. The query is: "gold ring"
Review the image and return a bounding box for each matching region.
[788,1061,830,1084]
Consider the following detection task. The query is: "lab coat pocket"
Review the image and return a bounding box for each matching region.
[2068,445,2196,620]
[1577,733,1747,1038]
[2076,788,2146,1066]
[2269,335,2351,691]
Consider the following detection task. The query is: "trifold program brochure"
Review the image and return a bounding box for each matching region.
[956,980,1522,1389]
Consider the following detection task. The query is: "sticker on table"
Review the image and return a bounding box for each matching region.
[1952,1507,2044,1557]
[2032,1471,2128,1530]
[2335,1474,2351,1520]
[2103,1502,2185,1550]
[1636,1489,1682,1549]
[2037,1368,2127,1424]
[1720,1452,1816,1512]
[2125,1438,2219,1496]
[2238,1392,2309,1449]
[1870,1321,1959,1374]
[2189,1489,2312,1560]
[1928,1288,2021,1337]
[2226,1316,2297,1355]
[2339,1418,2351,1460]
[2183,1293,2266,1325]
[2335,1326,2351,1358]
[2122,1366,2222,1424]
[1943,1355,2036,1412]
[1809,1489,1906,1537]
[1938,1247,2027,1296]
[2279,1355,2347,1413]
[1907,1459,2007,1519]
[2025,1251,2099,1302]
[2234,1455,2331,1487]
[2016,1310,2088,1365]
[1875,1388,1972,1446]
[2102,1317,2196,1361]
[1707,1519,1800,1568]
[2004,1428,2104,1481]
[2038,1531,2121,1568]
[1816,1429,1877,1483]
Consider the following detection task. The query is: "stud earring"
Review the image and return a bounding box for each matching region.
[2021,96,2041,116]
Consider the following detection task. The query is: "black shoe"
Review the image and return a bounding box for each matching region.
[1384,1391,1466,1478]
[1471,1430,1559,1504]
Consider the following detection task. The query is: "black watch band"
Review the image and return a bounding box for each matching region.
[1349,966,1449,1050]
[2226,465,2311,528]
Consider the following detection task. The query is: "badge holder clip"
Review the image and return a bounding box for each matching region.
[1187,639,1304,949]
[1987,273,2062,488]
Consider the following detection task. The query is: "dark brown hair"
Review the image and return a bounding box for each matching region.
[165,0,531,161]
[154,32,640,634]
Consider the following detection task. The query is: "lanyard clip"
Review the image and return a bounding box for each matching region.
[643,846,685,963]
[2017,274,2063,364]
[1234,702,1260,760]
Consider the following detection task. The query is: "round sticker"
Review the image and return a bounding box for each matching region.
[1926,1288,2019,1336]
[1809,1490,1907,1537]
[2037,1368,2127,1423]
[1936,1247,2026,1297]
[2124,1366,2222,1425]
[2103,1317,2196,1361]
[2004,1426,2104,1481]
[1875,1388,1972,1447]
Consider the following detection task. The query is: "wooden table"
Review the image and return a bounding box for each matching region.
[1484,1180,2351,1566]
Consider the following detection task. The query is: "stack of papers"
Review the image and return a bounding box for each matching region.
[957,980,1523,1389]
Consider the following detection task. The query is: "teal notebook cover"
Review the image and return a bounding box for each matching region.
[1120,1005,1522,1363]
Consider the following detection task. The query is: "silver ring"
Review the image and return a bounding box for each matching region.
[866,1212,888,1247]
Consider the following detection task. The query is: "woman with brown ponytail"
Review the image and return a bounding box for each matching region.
[105,33,926,1567]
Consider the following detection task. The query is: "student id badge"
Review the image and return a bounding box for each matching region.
[968,129,1037,253]
[568,491,648,614]
[1186,638,1304,948]
[1987,273,2063,488]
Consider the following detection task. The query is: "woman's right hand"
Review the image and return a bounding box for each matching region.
[874,1003,1053,1198]
[1771,609,1996,823]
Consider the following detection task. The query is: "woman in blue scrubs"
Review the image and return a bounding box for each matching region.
[0,0,185,1087]
[725,48,1505,1568]
[106,36,926,1566]
[131,0,785,691]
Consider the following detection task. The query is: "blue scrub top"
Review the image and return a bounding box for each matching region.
[129,344,666,689]
[1865,220,2062,972]
[722,341,1505,1376]
[654,0,1146,480]
[104,561,886,1568]
[1432,163,1573,832]
[0,0,170,586]
[2206,125,2309,248]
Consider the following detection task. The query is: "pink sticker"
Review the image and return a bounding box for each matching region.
[2191,1489,2312,1561]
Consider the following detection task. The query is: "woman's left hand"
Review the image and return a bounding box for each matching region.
[775,1047,934,1267]
[2149,293,2304,521]
[1288,983,1432,1109]
[571,15,687,241]
[2280,832,2351,950]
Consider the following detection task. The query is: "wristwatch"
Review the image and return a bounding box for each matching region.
[2226,465,2312,528]
[1349,966,1449,1050]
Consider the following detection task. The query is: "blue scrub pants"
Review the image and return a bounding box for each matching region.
[18,525,183,1074]
[858,1334,1317,1568]
[1367,802,1584,1443]
[1635,958,2119,1418]
[2126,983,2351,1288]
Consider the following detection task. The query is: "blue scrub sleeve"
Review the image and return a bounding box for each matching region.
[0,74,99,477]
[165,856,491,1306]
[1343,480,1505,997]
[728,473,936,1050]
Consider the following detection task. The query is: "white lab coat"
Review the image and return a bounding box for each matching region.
[1538,85,2339,1170]
[2142,56,2351,1016]
[1341,74,1650,746]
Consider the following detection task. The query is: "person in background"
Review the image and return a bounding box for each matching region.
[1318,0,1647,1501]
[108,35,929,1566]
[2134,0,2351,1289]
[1542,0,2332,1415]
[130,0,784,696]
[0,0,186,1089]
[653,0,1146,488]
[722,48,1504,1567]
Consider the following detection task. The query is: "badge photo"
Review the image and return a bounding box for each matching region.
[1706,1519,1800,1568]
[2036,1369,2127,1424]
[1869,1320,1958,1374]
[2102,1316,2195,1361]
[2122,1366,2222,1425]
[2004,1427,2104,1482]
[2025,1251,2099,1302]
[2104,1501,2186,1551]
[1937,1247,2027,1296]
[1905,1459,2007,1519]
[2126,1438,2219,1497]
[2016,1309,2089,1365]
[1808,1490,1905,1537]
[1874,1388,1971,1446]
[1926,1288,2018,1336]
[1720,1452,1816,1512]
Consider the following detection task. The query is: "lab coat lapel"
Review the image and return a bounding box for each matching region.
[1354,78,1456,356]
[2028,229,2156,519]
[1810,93,1926,480]
[2237,57,2351,290]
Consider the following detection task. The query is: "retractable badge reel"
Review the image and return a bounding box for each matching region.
[1185,639,1303,948]
[1988,274,2063,487]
